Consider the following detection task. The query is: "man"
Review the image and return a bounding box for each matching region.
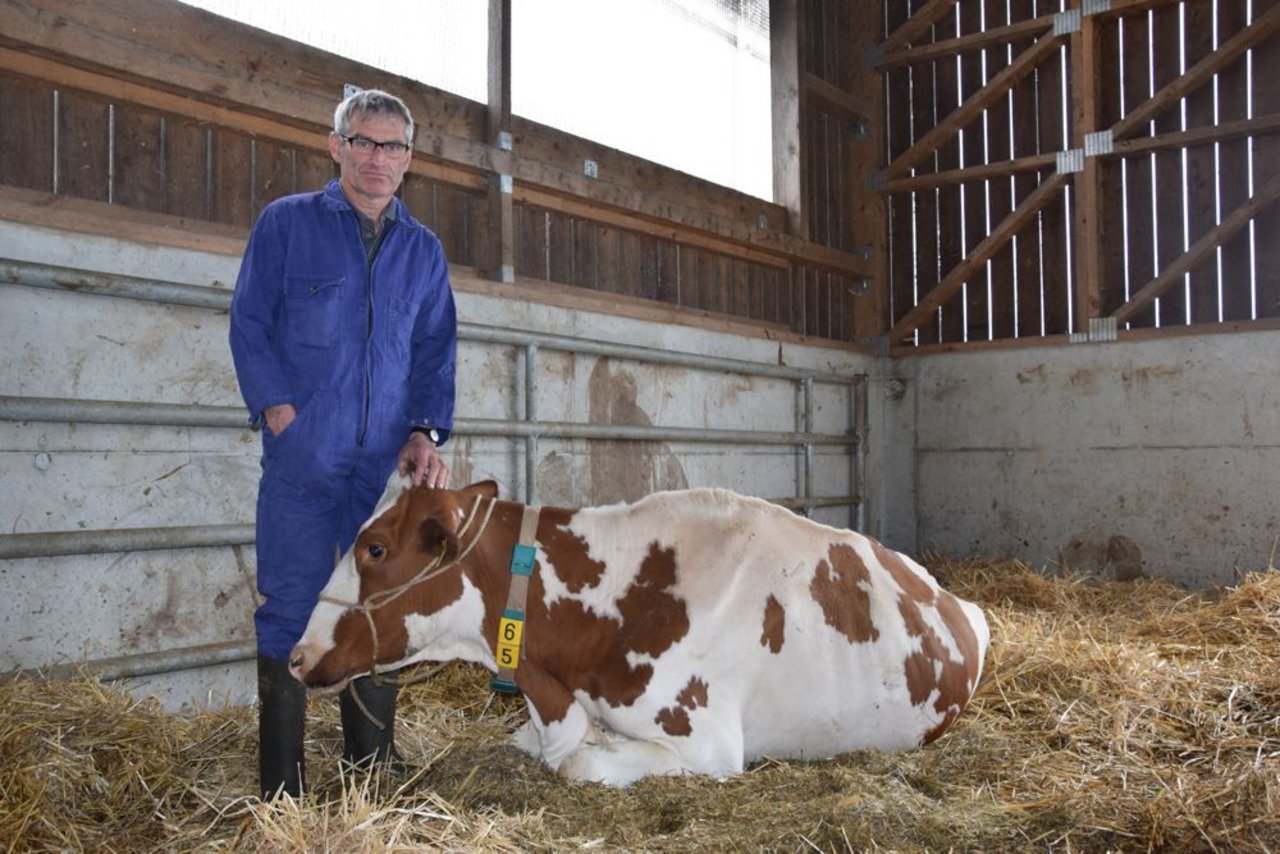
[229,88,457,799]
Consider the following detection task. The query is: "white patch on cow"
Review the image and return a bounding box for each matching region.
[295,549,363,663]
[398,578,491,670]
[364,471,413,531]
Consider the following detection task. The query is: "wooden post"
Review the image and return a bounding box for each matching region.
[487,0,514,283]
[848,0,885,341]
[1071,7,1103,327]
[770,0,807,240]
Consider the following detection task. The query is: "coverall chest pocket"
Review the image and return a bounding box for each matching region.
[284,275,345,350]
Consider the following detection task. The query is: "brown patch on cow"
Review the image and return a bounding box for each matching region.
[528,540,689,712]
[870,540,935,604]
[538,507,606,593]
[760,594,785,653]
[655,706,692,736]
[539,598,654,708]
[869,539,983,745]
[809,544,878,644]
[677,676,708,710]
[656,676,709,736]
[617,542,689,658]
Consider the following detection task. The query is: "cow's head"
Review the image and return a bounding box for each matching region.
[288,475,500,692]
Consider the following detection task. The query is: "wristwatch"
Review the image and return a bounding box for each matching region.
[411,425,442,446]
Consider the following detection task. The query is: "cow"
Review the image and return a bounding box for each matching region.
[289,475,990,787]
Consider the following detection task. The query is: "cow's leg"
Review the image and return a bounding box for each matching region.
[509,666,592,769]
[558,723,746,787]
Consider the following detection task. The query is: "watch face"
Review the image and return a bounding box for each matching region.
[428,428,440,444]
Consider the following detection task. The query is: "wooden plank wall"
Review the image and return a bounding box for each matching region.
[882,0,1280,347]
[0,0,878,347]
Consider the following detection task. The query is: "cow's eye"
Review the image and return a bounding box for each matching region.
[367,543,387,560]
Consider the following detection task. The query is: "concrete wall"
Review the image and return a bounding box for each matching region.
[893,334,1279,588]
[0,218,869,709]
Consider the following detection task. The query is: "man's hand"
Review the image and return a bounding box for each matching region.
[398,431,450,489]
[264,403,297,437]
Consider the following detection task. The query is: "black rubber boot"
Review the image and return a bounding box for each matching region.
[258,653,307,799]
[339,675,404,769]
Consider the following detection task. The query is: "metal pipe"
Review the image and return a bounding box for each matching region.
[26,639,256,682]
[854,377,869,532]
[524,342,538,504]
[0,524,255,560]
[0,395,247,428]
[2,259,234,311]
[802,377,814,515]
[0,396,858,447]
[2,258,865,386]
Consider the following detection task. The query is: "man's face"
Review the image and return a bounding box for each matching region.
[328,111,413,208]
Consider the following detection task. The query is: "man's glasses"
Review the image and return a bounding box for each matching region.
[340,134,411,157]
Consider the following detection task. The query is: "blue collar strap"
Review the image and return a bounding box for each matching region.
[491,503,541,693]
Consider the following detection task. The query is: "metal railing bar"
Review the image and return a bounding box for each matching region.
[3,258,865,386]
[0,396,860,446]
[0,524,255,560]
[22,639,256,682]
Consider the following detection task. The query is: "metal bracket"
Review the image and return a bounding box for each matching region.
[498,174,513,195]
[343,83,363,100]
[1084,130,1114,157]
[496,131,513,151]
[1056,148,1084,174]
[1053,9,1081,35]
[866,169,887,191]
[1083,0,1113,15]
[583,159,599,179]
[860,44,885,68]
[1069,316,1118,344]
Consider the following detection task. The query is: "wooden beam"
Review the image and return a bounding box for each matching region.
[1113,170,1280,324]
[888,173,1068,342]
[486,0,514,283]
[885,32,1063,179]
[882,0,958,53]
[802,72,870,123]
[1112,3,1280,140]
[878,14,1053,70]
[883,152,1057,193]
[1113,112,1280,157]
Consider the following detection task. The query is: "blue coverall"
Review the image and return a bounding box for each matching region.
[229,179,457,661]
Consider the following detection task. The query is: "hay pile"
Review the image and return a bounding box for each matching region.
[2,559,1277,852]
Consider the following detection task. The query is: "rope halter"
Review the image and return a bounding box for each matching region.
[314,492,497,726]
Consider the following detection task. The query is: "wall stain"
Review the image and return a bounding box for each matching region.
[587,359,688,504]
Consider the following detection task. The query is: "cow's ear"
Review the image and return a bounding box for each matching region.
[419,517,461,561]
[462,479,499,501]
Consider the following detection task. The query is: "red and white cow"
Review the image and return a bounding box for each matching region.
[290,475,990,787]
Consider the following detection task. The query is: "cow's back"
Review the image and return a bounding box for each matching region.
[555,488,989,760]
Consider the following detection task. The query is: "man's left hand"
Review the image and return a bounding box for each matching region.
[398,432,450,489]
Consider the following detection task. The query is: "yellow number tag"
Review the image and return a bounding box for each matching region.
[496,616,524,669]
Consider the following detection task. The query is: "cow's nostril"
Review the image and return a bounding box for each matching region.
[289,654,303,670]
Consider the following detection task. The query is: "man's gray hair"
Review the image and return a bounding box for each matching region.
[333,89,415,144]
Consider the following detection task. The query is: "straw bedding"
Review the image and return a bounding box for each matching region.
[2,558,1277,852]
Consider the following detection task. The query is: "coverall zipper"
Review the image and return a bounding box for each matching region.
[358,249,374,447]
